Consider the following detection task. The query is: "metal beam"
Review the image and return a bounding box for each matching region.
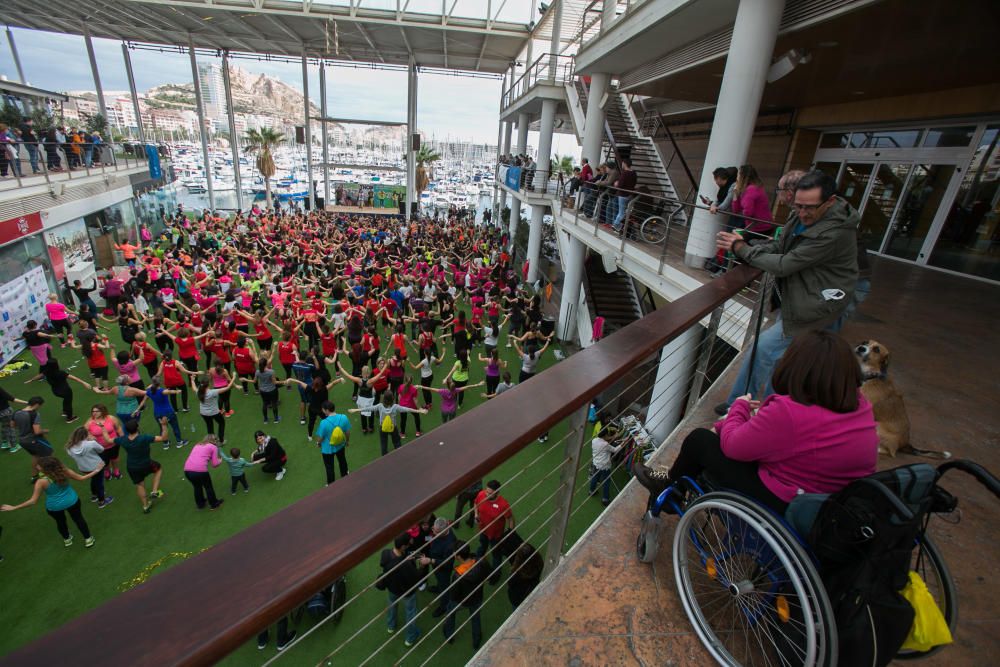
[82,24,108,120]
[443,31,448,68]
[475,33,489,71]
[221,49,244,211]
[266,14,304,44]
[171,6,257,52]
[302,52,315,212]
[188,35,216,211]
[121,42,146,143]
[354,22,385,63]
[319,61,330,207]
[398,26,413,59]
[5,27,27,84]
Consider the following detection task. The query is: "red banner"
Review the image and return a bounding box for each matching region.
[0,212,43,246]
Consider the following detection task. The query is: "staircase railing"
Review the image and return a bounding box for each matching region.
[637,105,699,202]
[501,53,577,111]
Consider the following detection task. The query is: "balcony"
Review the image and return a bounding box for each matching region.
[500,53,576,118]
[0,142,165,195]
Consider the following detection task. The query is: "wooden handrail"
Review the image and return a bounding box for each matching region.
[3,265,760,666]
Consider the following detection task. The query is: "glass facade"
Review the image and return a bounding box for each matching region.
[135,182,180,241]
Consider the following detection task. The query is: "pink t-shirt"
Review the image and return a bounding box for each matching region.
[183,442,222,473]
[398,384,419,409]
[715,394,878,502]
[45,302,69,321]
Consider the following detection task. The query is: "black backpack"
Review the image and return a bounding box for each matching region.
[808,464,937,667]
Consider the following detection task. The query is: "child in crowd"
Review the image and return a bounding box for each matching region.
[220,446,258,494]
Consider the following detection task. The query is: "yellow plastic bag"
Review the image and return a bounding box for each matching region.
[900,571,953,652]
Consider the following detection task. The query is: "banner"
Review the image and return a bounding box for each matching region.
[0,265,50,366]
[146,145,162,180]
[504,166,521,190]
[44,218,94,283]
[0,212,43,246]
[498,165,509,188]
[373,185,405,209]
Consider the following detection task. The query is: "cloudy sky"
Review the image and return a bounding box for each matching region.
[1,26,578,156]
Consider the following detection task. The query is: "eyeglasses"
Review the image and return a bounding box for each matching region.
[792,202,824,211]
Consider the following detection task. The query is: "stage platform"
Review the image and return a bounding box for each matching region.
[324,205,405,217]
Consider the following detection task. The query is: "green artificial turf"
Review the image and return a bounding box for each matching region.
[0,323,632,666]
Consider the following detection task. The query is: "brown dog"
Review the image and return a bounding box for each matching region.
[855,340,950,459]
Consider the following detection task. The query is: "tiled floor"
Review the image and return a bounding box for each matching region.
[474,256,1000,666]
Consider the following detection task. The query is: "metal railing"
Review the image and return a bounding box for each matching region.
[636,105,699,201]
[501,54,577,110]
[6,261,764,666]
[0,141,168,192]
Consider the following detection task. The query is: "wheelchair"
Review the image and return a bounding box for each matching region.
[635,460,1000,667]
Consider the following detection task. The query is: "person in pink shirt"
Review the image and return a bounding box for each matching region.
[44,294,75,347]
[730,164,775,239]
[635,330,877,514]
[183,435,225,510]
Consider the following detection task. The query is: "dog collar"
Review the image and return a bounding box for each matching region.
[863,371,887,381]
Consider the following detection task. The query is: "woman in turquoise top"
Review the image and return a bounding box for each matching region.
[1,456,104,548]
[92,375,147,426]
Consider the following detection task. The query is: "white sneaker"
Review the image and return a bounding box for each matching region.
[276,468,286,481]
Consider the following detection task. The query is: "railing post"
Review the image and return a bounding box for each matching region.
[542,403,590,579]
[742,274,772,349]
[619,198,634,252]
[685,305,724,414]
[656,208,678,275]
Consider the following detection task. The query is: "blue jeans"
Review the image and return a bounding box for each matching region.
[26,144,40,173]
[155,412,182,442]
[725,314,846,406]
[604,195,618,226]
[613,195,630,230]
[589,467,612,502]
[844,278,871,320]
[443,598,483,648]
[387,591,419,644]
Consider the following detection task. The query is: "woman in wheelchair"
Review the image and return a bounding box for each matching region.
[635,330,878,514]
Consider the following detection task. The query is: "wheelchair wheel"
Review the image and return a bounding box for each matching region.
[640,216,668,245]
[636,511,663,563]
[673,492,837,667]
[896,533,957,660]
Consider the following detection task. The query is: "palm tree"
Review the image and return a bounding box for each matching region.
[243,128,285,209]
[414,144,441,201]
[550,154,575,178]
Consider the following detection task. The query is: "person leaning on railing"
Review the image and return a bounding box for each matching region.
[713,169,860,415]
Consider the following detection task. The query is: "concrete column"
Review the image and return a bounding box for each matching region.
[498,121,513,215]
[221,51,244,211]
[319,62,331,208]
[187,38,214,210]
[6,28,26,84]
[516,112,529,155]
[301,54,314,212]
[508,193,520,251]
[548,0,562,79]
[600,0,617,32]
[405,59,418,217]
[684,0,786,266]
[534,98,557,193]
[557,234,585,342]
[122,43,145,145]
[526,204,545,284]
[581,72,609,168]
[82,25,107,120]
[646,327,701,444]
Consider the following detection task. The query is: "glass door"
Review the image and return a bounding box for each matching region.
[838,162,875,211]
[881,164,956,261]
[857,163,911,252]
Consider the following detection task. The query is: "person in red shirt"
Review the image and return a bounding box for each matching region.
[474,480,515,585]
[232,337,258,394]
[276,332,299,380]
[131,332,161,381]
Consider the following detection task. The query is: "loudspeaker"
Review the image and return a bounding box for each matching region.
[411,133,420,151]
[295,126,305,144]
[398,199,406,214]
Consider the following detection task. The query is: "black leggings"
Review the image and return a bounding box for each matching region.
[53,389,74,419]
[168,384,189,411]
[668,428,787,514]
[261,389,279,421]
[307,408,322,437]
[486,375,500,396]
[322,450,348,484]
[454,379,468,407]
[399,411,421,434]
[420,374,434,405]
[47,499,91,540]
[218,389,231,414]
[202,413,226,442]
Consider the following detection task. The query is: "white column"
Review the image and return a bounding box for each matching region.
[405,59,418,217]
[646,328,701,444]
[319,62,331,208]
[498,121,513,215]
[684,0,786,266]
[187,39,215,210]
[82,25,107,120]
[581,72,609,168]
[557,234,585,342]
[508,194,520,251]
[5,28,26,84]
[526,205,545,284]
[548,0,562,79]
[600,0,617,32]
[221,51,244,211]
[516,113,529,155]
[535,98,557,193]
[122,43,146,145]
[301,54,314,212]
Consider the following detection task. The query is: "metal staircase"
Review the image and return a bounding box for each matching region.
[576,80,689,225]
[582,253,644,336]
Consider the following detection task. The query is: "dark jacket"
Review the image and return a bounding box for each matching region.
[379,548,421,597]
[734,197,859,335]
[449,557,489,609]
[426,528,458,566]
[252,436,286,465]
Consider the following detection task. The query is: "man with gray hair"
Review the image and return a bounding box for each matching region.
[776,169,806,207]
[426,517,458,617]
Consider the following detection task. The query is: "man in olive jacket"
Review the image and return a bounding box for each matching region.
[715,169,859,413]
